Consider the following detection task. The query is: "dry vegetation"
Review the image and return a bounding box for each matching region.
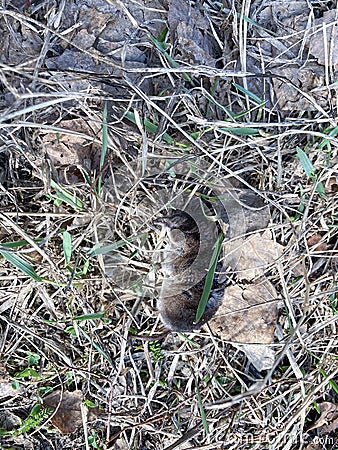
[0,0,337,449]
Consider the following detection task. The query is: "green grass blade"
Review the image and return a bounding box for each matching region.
[0,250,42,281]
[88,233,148,257]
[315,180,326,197]
[0,238,43,249]
[157,26,168,43]
[78,326,112,364]
[73,312,105,321]
[318,126,338,150]
[191,371,209,435]
[196,232,224,323]
[233,82,264,105]
[196,384,209,434]
[319,369,338,394]
[50,180,86,211]
[149,34,193,84]
[82,258,90,276]
[62,231,72,265]
[220,126,260,136]
[296,147,315,177]
[296,148,325,196]
[124,111,174,144]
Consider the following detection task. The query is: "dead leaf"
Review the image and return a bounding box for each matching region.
[252,3,338,111]
[45,0,165,90]
[112,438,130,450]
[0,381,21,399]
[237,190,270,233]
[224,230,284,281]
[236,343,275,372]
[72,29,97,51]
[208,279,278,370]
[272,65,330,111]
[168,0,218,66]
[307,234,328,252]
[41,118,101,180]
[46,48,110,74]
[219,188,272,276]
[309,10,338,66]
[209,279,278,344]
[307,402,338,434]
[0,22,42,66]
[43,390,84,434]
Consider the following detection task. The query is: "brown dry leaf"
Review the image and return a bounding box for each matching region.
[225,230,284,281]
[309,10,338,66]
[209,279,278,344]
[0,22,42,66]
[307,402,338,434]
[237,189,271,234]
[41,118,101,178]
[168,0,217,66]
[254,2,337,111]
[46,0,165,89]
[111,438,130,450]
[72,28,97,51]
[307,234,328,252]
[220,189,271,276]
[257,1,310,40]
[46,48,110,74]
[239,343,275,372]
[43,390,84,434]
[272,65,331,111]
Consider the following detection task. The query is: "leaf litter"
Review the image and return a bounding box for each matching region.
[42,390,97,435]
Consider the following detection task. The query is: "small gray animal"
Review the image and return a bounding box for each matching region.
[154,210,224,332]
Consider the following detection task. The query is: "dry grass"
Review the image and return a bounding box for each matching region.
[0,1,337,449]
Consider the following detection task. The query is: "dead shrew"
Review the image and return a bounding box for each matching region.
[154,210,224,332]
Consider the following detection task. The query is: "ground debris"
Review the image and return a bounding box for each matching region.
[209,279,278,344]
[40,118,102,182]
[167,0,219,67]
[309,9,338,66]
[246,1,338,111]
[307,401,338,434]
[43,390,85,434]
